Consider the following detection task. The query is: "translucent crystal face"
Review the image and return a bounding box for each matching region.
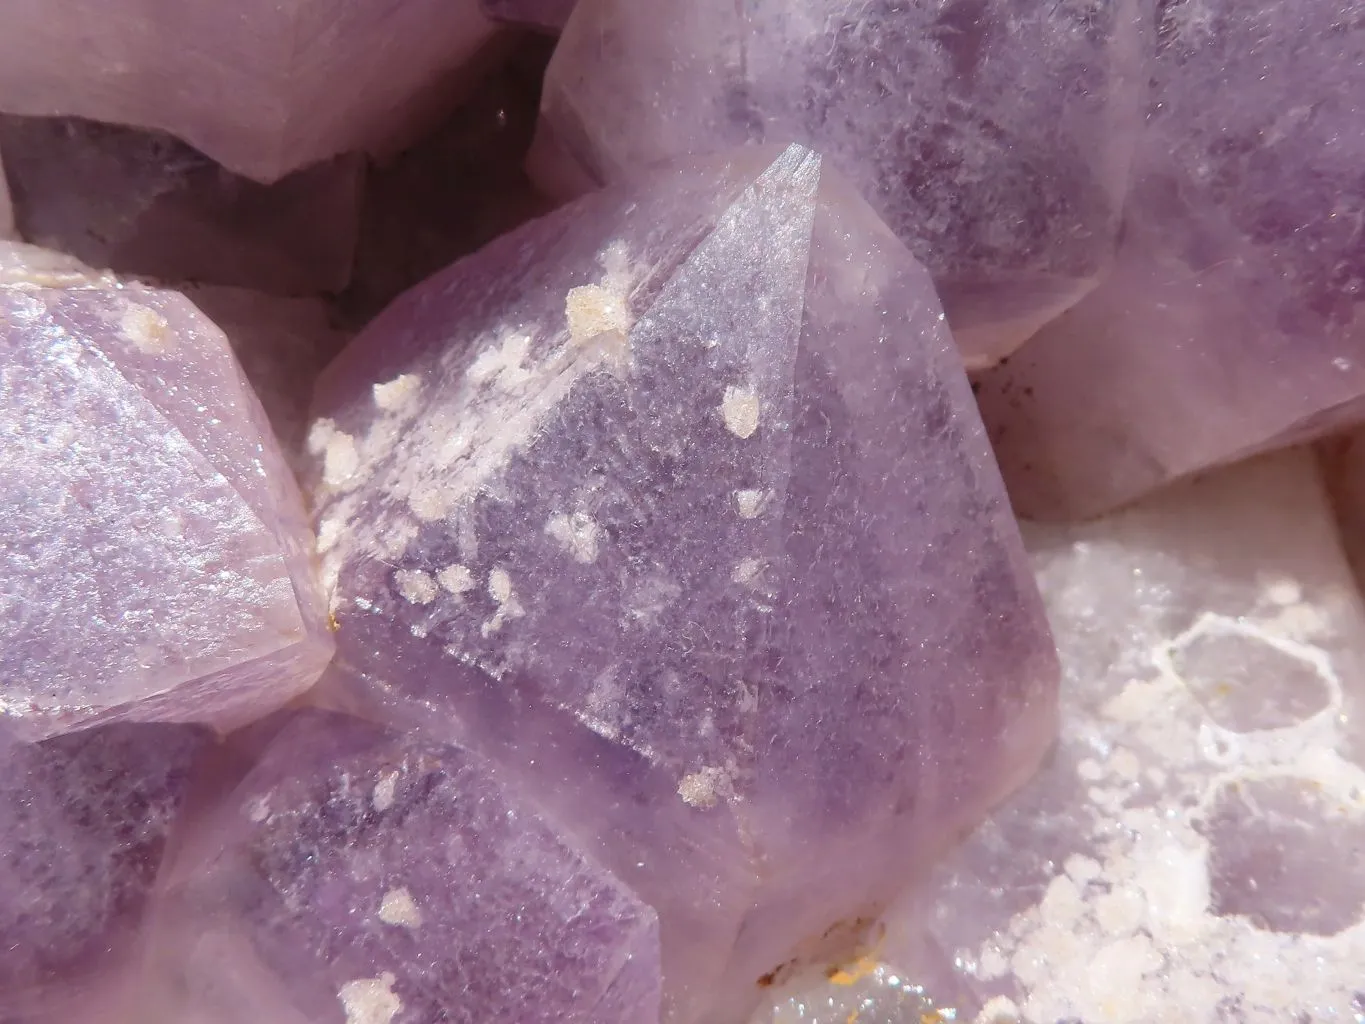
[0,0,496,181]
[306,145,1058,1022]
[6,0,1365,1018]
[0,722,209,1017]
[0,243,333,739]
[534,0,1150,367]
[975,0,1365,518]
[141,709,660,1024]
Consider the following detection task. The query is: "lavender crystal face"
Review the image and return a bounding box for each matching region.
[0,243,333,739]
[975,0,1365,518]
[0,0,495,182]
[0,722,209,1020]
[307,145,1058,1022]
[533,0,1150,367]
[0,116,363,294]
[145,708,660,1024]
[876,450,1365,1022]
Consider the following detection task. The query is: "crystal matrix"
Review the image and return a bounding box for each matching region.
[308,145,1058,1022]
[880,450,1365,1022]
[0,243,333,739]
[142,708,660,1024]
[533,0,1150,367]
[975,0,1365,518]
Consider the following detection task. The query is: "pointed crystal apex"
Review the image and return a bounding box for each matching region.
[309,146,1055,1022]
[0,242,332,739]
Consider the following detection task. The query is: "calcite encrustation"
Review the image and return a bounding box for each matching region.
[0,722,209,1021]
[307,144,1058,1022]
[0,0,495,182]
[142,708,660,1024]
[874,450,1365,1022]
[976,0,1365,518]
[532,0,1150,367]
[0,115,363,294]
[0,242,332,740]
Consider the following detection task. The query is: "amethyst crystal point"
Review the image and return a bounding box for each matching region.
[533,0,1150,368]
[877,450,1365,1022]
[0,116,363,294]
[0,0,495,182]
[0,243,333,739]
[0,722,209,1020]
[308,144,1058,1022]
[146,708,661,1024]
[975,0,1365,519]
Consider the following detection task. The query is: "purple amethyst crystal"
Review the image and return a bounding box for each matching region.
[143,708,660,1024]
[306,144,1058,1021]
[532,0,1151,367]
[0,242,333,739]
[0,722,209,1021]
[0,0,496,182]
[974,0,1365,518]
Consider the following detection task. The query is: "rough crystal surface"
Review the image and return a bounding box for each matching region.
[533,0,1149,367]
[0,0,496,182]
[877,450,1365,1023]
[0,116,362,294]
[0,243,333,739]
[143,708,660,1024]
[975,0,1365,518]
[0,722,209,1021]
[308,144,1057,1022]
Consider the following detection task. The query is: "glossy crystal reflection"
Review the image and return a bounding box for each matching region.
[0,243,333,739]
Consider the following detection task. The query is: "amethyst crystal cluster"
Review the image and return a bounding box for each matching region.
[1,1,1363,1023]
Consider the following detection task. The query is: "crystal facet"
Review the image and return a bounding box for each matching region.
[0,243,333,739]
[307,145,1058,1022]
[0,0,496,182]
[0,116,363,294]
[0,722,209,1021]
[532,0,1150,367]
[880,450,1365,1021]
[144,708,661,1024]
[975,1,1365,518]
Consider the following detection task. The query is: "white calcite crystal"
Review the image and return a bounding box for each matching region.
[860,449,1365,1023]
